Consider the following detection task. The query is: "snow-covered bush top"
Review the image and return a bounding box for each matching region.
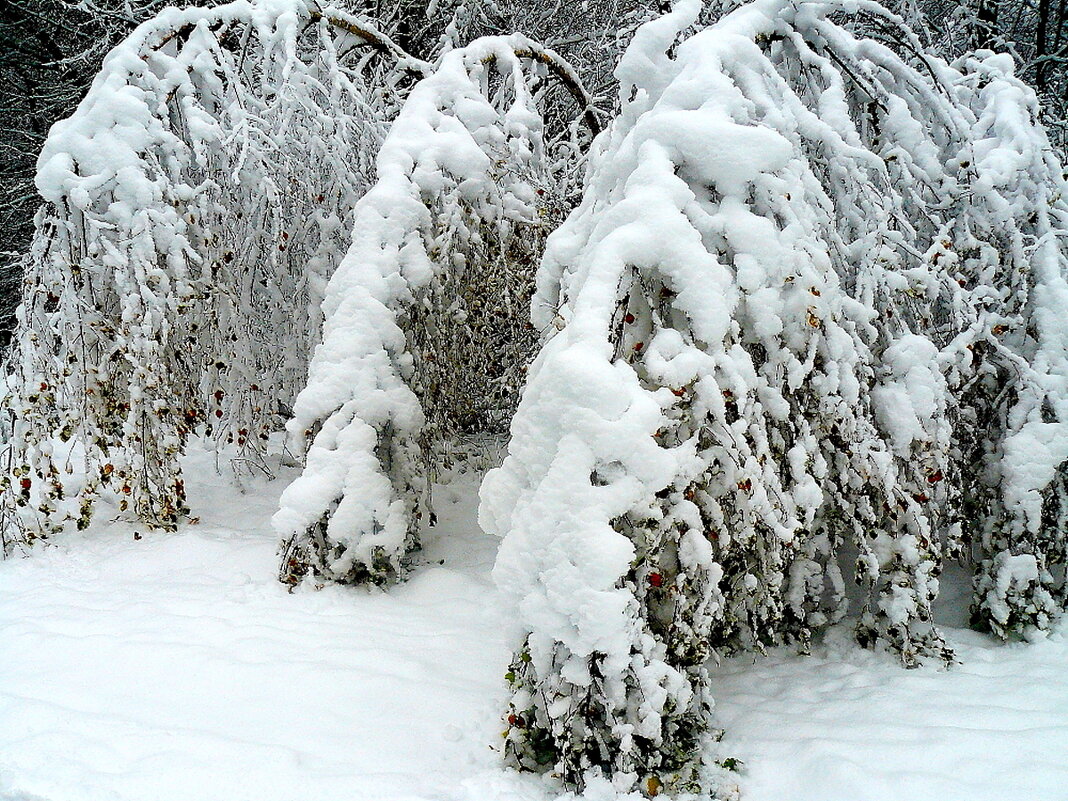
[274,35,596,585]
[482,0,1068,791]
[35,0,422,211]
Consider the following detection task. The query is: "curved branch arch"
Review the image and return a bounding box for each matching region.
[138,3,428,72]
[1,0,424,545]
[503,44,603,137]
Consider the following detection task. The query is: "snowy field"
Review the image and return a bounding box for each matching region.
[2,446,1067,801]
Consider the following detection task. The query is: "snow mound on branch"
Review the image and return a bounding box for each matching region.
[871,335,943,457]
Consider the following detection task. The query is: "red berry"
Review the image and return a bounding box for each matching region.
[648,572,664,588]
[624,313,635,324]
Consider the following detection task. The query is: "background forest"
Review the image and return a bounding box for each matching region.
[3,0,1068,352]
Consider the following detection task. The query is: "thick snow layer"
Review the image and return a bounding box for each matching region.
[2,447,1066,801]
[0,447,530,801]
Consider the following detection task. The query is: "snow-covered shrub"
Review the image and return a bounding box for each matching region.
[274,36,596,585]
[0,0,416,547]
[481,0,1068,791]
[950,53,1068,637]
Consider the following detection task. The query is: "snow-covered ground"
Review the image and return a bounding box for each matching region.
[2,446,1066,801]
[714,587,1068,801]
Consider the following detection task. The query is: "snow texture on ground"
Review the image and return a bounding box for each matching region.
[2,446,1067,801]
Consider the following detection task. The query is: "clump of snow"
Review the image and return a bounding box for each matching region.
[872,335,944,457]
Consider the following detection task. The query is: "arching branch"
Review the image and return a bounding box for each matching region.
[509,43,603,137]
[145,5,430,77]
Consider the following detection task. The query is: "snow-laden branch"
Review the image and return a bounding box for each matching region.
[1,0,400,544]
[274,34,590,586]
